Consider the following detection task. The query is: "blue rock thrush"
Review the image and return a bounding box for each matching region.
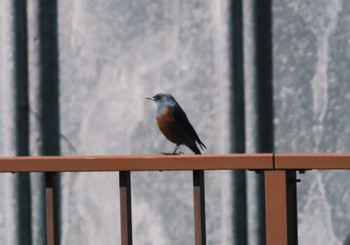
[146,93,206,154]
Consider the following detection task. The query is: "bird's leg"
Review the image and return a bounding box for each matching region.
[173,144,180,154]
[160,144,182,155]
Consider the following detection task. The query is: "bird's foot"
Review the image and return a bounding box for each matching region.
[160,152,184,155]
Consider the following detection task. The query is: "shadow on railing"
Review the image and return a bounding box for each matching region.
[1,153,349,245]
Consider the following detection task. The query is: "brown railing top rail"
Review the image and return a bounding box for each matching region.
[0,154,272,172]
[1,153,350,172]
[275,153,350,169]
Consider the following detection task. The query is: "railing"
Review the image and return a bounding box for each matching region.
[0,154,349,245]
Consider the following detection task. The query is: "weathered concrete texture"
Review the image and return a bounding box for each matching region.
[0,1,21,245]
[58,0,231,244]
[273,0,350,244]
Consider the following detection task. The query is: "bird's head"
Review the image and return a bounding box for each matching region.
[146,93,176,107]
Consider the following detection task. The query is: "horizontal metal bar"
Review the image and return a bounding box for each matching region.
[275,153,350,169]
[0,154,273,172]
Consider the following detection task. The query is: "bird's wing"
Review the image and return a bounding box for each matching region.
[173,104,207,149]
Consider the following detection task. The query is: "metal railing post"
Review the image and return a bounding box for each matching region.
[265,170,298,245]
[45,186,55,245]
[193,170,206,245]
[285,170,298,245]
[45,172,59,245]
[119,171,133,245]
[265,170,288,245]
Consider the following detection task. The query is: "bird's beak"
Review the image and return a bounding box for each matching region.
[146,97,154,101]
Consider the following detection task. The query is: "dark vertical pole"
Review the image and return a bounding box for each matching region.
[39,0,60,156]
[286,171,298,245]
[38,0,60,244]
[254,0,273,152]
[230,0,247,244]
[193,170,206,245]
[232,170,247,244]
[254,0,273,244]
[14,0,29,155]
[119,171,133,245]
[13,0,32,244]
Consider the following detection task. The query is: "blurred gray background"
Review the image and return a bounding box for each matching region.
[1,0,350,244]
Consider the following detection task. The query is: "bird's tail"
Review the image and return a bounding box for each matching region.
[197,139,207,150]
[188,144,202,155]
[188,140,206,154]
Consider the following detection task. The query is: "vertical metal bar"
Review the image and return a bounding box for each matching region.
[14,0,29,155]
[45,187,55,245]
[13,0,32,243]
[38,0,61,243]
[119,171,132,245]
[229,0,248,242]
[39,0,60,155]
[256,172,266,244]
[232,170,247,243]
[265,170,288,245]
[254,0,273,148]
[193,170,206,245]
[286,171,298,245]
[254,0,273,242]
[45,172,59,245]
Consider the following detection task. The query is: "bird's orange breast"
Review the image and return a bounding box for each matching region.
[156,106,185,144]
[156,106,175,130]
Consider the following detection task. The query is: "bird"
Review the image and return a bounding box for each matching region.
[146,93,206,155]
